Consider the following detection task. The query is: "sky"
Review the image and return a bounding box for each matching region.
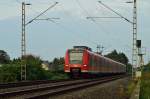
[0,0,149,63]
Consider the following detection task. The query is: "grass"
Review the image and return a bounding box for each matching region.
[127,80,137,94]
[140,72,150,99]
[125,78,138,98]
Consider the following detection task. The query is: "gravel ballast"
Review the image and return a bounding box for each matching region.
[49,77,130,99]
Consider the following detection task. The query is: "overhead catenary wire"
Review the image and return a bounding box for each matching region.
[85,1,132,51]
[25,2,58,26]
[74,0,127,46]
[87,17,121,19]
[48,2,99,46]
[23,0,131,51]
[48,19,98,45]
[25,2,98,46]
[17,0,132,50]
[74,0,115,35]
[98,1,133,24]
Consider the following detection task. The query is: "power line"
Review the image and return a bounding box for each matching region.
[74,0,120,36]
[25,2,58,26]
[26,2,98,48]
[98,1,133,24]
[26,2,97,46]
[75,0,112,37]
[57,3,98,45]
[48,20,98,45]
[96,0,138,78]
[74,0,130,50]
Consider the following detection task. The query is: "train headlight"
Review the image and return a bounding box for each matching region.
[65,65,69,66]
[83,64,87,67]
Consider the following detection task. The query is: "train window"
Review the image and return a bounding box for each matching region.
[69,51,83,64]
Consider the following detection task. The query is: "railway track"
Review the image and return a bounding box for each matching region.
[0,75,126,99]
[0,79,72,89]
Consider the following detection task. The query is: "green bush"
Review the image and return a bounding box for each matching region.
[0,55,69,83]
[0,64,20,83]
[140,72,150,99]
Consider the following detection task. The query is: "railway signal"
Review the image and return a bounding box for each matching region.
[136,40,145,71]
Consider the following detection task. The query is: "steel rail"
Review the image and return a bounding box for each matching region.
[26,75,125,99]
[0,79,73,89]
[0,75,126,99]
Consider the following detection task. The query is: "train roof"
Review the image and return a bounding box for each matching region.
[73,46,92,51]
[87,50,126,67]
[68,46,126,67]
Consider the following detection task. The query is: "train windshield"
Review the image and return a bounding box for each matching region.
[69,50,83,64]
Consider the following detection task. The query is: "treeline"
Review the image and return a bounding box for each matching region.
[0,51,68,83]
[0,49,131,83]
[105,50,132,73]
[142,63,150,72]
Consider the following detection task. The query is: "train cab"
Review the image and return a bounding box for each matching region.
[64,46,90,75]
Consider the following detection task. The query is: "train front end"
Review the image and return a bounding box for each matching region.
[64,46,89,77]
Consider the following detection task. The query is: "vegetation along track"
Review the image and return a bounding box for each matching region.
[0,75,126,99]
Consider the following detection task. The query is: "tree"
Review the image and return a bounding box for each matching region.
[0,64,20,83]
[126,63,132,74]
[51,57,64,72]
[142,63,150,72]
[0,55,68,83]
[11,55,50,81]
[105,50,128,65]
[0,50,10,64]
[118,53,129,65]
[48,57,69,80]
[105,50,131,73]
[24,55,48,80]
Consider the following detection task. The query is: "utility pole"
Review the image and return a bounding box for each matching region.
[97,45,101,54]
[132,0,138,77]
[21,2,26,81]
[88,1,138,78]
[97,45,104,55]
[21,2,31,81]
[21,2,58,81]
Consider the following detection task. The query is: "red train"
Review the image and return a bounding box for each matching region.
[64,46,126,77]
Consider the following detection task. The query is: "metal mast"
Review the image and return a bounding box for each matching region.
[96,45,104,55]
[97,45,101,54]
[98,0,139,77]
[21,2,26,80]
[21,2,58,80]
[132,0,138,77]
